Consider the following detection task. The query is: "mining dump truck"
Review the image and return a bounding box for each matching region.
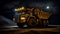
[15,7,52,28]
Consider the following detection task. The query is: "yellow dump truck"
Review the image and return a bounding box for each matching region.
[15,7,52,28]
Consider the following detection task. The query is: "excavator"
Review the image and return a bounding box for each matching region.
[15,7,52,28]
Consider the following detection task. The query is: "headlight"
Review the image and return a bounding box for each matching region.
[21,17,26,20]
[15,7,25,11]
